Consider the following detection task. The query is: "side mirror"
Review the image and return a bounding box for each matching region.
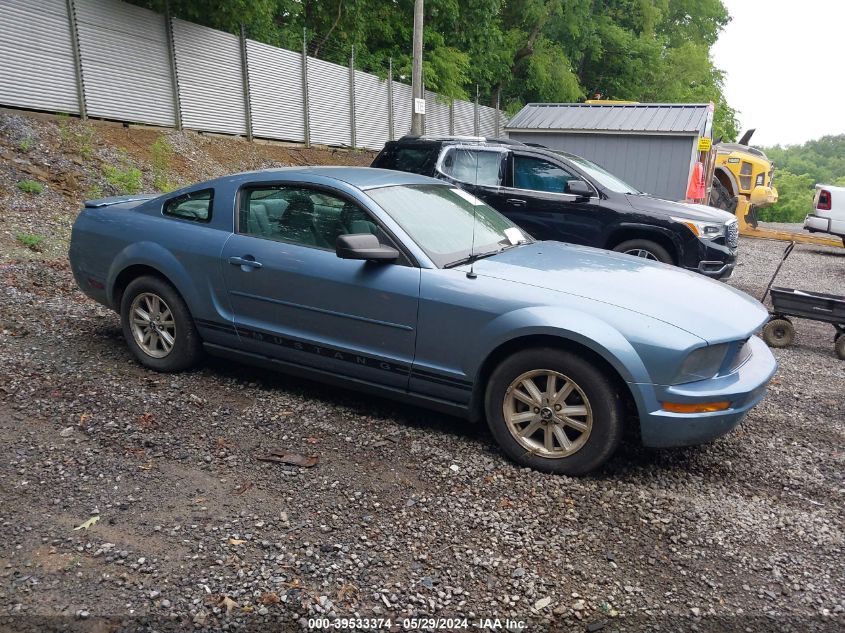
[336,234,399,262]
[566,179,592,198]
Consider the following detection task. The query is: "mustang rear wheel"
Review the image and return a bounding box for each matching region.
[612,239,672,264]
[485,348,623,475]
[120,276,203,372]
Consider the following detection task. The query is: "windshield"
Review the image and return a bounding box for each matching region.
[367,184,529,268]
[556,152,641,194]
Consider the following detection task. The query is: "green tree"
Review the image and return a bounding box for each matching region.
[758,170,815,223]
[131,0,737,133]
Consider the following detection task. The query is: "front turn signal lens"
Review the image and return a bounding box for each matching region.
[662,401,731,413]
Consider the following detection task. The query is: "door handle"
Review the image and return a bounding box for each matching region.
[506,198,527,207]
[228,256,263,269]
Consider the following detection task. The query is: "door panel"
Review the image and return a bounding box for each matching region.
[500,153,608,247]
[220,185,420,389]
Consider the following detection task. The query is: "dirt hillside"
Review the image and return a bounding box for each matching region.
[0,110,375,261]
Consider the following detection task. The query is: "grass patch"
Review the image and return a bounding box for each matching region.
[18,138,34,152]
[17,180,44,194]
[87,183,103,200]
[150,136,175,192]
[103,165,142,194]
[57,113,94,159]
[16,233,46,251]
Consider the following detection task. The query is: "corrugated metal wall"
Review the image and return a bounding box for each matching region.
[0,0,506,148]
[173,19,246,135]
[508,131,695,200]
[453,100,475,135]
[247,39,305,142]
[354,71,389,150]
[478,105,498,138]
[425,91,450,136]
[307,57,351,147]
[0,0,80,114]
[392,82,413,139]
[75,0,174,126]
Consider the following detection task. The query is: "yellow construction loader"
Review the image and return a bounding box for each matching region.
[709,130,842,247]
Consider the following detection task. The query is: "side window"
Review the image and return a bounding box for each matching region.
[512,155,576,194]
[439,148,504,186]
[163,189,213,222]
[239,186,389,251]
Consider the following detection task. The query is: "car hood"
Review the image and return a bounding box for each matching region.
[625,194,735,223]
[470,241,767,344]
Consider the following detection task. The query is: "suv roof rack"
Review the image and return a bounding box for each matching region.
[397,135,525,146]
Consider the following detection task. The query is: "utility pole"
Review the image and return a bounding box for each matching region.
[410,0,424,136]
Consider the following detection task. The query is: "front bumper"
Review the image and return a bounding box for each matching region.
[631,336,777,448]
[682,237,737,280]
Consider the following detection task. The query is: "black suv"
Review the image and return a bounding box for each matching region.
[372,136,739,279]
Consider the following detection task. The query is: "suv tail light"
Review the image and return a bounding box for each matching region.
[817,189,832,210]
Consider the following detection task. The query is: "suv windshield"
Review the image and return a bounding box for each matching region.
[367,184,529,268]
[556,152,641,194]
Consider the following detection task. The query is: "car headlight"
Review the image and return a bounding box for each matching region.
[673,343,730,384]
[756,173,765,186]
[671,216,725,239]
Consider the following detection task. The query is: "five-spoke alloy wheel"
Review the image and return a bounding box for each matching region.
[129,292,177,358]
[486,347,624,475]
[120,276,203,372]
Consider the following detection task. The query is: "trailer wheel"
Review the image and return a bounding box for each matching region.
[835,334,845,360]
[762,318,794,348]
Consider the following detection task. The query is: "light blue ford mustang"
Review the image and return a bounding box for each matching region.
[69,167,777,475]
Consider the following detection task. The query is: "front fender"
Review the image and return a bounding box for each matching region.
[106,241,201,310]
[466,306,652,386]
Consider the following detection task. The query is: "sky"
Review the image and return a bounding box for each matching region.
[711,0,845,147]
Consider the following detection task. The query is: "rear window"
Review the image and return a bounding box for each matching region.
[373,144,439,175]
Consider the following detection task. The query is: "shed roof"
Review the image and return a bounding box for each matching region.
[505,103,711,135]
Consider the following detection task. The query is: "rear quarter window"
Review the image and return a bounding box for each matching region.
[373,144,440,175]
[163,189,213,223]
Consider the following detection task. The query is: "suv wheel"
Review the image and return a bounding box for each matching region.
[120,276,203,372]
[485,348,623,475]
[612,239,672,264]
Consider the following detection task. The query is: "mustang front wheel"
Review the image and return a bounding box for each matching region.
[120,276,203,372]
[485,348,623,475]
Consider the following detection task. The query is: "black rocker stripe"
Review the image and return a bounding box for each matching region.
[194,318,473,390]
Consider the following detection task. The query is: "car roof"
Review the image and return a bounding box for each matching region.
[201,166,443,191]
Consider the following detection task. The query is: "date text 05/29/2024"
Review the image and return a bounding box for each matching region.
[307,617,527,630]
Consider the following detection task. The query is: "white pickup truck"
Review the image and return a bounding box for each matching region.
[804,184,845,246]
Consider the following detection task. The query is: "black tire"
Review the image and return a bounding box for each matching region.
[120,275,203,372]
[612,239,673,264]
[485,347,623,476]
[835,334,845,360]
[709,177,738,214]
[762,318,795,348]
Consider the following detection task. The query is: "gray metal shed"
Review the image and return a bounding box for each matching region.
[505,103,713,201]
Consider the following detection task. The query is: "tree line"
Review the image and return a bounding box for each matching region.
[758,135,845,223]
[134,0,738,140]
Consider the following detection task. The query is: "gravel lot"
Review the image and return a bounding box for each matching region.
[0,229,842,633]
